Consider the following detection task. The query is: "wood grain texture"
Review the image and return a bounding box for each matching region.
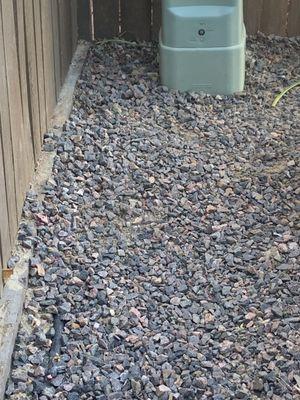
[121,0,151,41]
[94,0,119,38]
[152,0,162,41]
[71,0,78,53]
[1,0,27,213]
[244,0,263,34]
[51,0,62,100]
[24,0,42,159]
[78,0,92,40]
[14,0,35,177]
[58,0,73,84]
[0,1,19,241]
[287,0,300,36]
[0,116,11,283]
[261,0,289,35]
[32,0,47,141]
[41,0,56,127]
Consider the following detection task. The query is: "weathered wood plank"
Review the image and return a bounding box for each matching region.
[33,0,47,141]
[152,0,162,41]
[0,1,19,241]
[0,116,11,284]
[94,0,119,39]
[78,0,92,40]
[51,0,62,100]
[24,0,42,159]
[15,0,35,176]
[41,0,56,127]
[1,0,28,214]
[58,0,73,84]
[71,0,78,53]
[260,0,289,36]
[287,0,300,36]
[244,0,263,35]
[121,0,151,41]
[51,0,62,101]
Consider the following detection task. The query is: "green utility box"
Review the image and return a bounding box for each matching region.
[159,0,246,95]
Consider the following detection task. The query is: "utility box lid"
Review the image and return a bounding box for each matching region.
[161,0,244,48]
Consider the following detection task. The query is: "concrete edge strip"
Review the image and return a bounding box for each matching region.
[0,41,91,400]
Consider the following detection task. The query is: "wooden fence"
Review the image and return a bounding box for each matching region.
[79,0,300,41]
[0,0,78,294]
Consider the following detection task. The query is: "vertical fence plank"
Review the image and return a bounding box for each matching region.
[58,0,73,84]
[1,0,28,214]
[41,1,56,127]
[78,0,92,40]
[24,0,42,160]
[33,0,47,142]
[71,0,78,53]
[51,0,61,101]
[15,0,35,177]
[287,0,300,36]
[121,0,151,41]
[152,0,162,41]
[0,4,18,242]
[94,0,119,39]
[0,114,12,294]
[261,0,289,35]
[244,0,263,34]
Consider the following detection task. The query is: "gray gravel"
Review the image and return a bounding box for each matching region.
[6,35,300,400]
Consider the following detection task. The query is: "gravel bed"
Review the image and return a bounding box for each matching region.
[5,35,300,400]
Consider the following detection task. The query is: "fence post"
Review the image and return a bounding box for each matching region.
[77,0,92,40]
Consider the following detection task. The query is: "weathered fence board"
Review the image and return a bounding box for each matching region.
[0,0,78,291]
[41,1,57,127]
[52,0,62,99]
[71,0,78,53]
[25,0,42,159]
[152,0,162,41]
[261,0,289,35]
[0,6,18,244]
[121,0,152,41]
[244,0,263,35]
[59,0,73,85]
[288,0,300,37]
[0,116,11,297]
[93,0,119,39]
[33,0,48,144]
[77,0,92,40]
[1,0,28,212]
[15,0,35,175]
[90,0,300,41]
